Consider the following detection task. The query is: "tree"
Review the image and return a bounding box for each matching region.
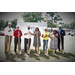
[46,12,62,31]
[0,19,5,30]
[22,12,44,22]
[11,19,17,28]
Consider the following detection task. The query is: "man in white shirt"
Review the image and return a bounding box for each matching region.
[4,22,13,53]
[24,26,33,55]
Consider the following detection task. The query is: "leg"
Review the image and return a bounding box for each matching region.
[46,40,48,50]
[43,40,45,51]
[5,36,9,52]
[28,39,31,49]
[58,38,60,51]
[14,38,18,52]
[24,38,28,53]
[9,36,12,50]
[61,37,64,50]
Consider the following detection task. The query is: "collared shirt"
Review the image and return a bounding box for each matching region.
[57,29,61,33]
[24,29,33,39]
[4,26,13,36]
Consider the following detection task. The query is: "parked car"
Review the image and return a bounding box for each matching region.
[0,32,5,36]
[67,30,75,36]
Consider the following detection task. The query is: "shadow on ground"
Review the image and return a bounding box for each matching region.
[2,49,75,62]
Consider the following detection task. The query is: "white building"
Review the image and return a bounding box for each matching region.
[17,22,49,50]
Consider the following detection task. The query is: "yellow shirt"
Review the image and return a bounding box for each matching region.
[43,32,49,40]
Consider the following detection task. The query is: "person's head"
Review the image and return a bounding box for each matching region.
[45,29,47,32]
[35,27,39,31]
[8,22,12,28]
[58,24,62,30]
[53,30,57,34]
[16,25,19,30]
[28,26,30,30]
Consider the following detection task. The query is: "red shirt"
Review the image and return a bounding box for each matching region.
[14,30,22,38]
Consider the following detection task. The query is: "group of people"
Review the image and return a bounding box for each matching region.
[4,21,65,56]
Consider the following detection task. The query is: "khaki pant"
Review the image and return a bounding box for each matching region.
[5,35,12,51]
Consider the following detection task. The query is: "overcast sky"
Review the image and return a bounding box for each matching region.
[0,12,75,24]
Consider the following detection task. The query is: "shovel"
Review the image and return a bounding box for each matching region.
[27,33,30,54]
[17,30,22,54]
[7,29,11,54]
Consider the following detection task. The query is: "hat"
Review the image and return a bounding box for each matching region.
[16,25,19,27]
[58,24,62,27]
[8,21,12,25]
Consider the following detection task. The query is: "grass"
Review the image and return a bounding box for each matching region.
[4,49,75,62]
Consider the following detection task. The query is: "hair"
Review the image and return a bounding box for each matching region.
[53,30,57,33]
[35,27,39,31]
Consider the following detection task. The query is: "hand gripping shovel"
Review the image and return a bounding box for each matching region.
[37,32,40,54]
[27,33,30,54]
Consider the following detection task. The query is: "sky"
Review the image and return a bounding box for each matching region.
[0,12,75,24]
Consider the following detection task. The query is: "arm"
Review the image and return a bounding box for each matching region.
[54,34,58,38]
[14,31,18,37]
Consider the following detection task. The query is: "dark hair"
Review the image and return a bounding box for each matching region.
[35,27,39,31]
[53,30,57,33]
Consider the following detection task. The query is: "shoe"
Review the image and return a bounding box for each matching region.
[5,51,7,54]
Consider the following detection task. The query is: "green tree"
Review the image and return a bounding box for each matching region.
[0,19,5,30]
[22,12,44,22]
[69,21,75,29]
[46,12,62,31]
[11,19,17,28]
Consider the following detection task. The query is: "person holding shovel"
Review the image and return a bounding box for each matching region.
[57,24,65,53]
[42,29,49,54]
[13,25,22,54]
[24,26,33,56]
[4,21,13,54]
[33,27,41,53]
[49,30,58,53]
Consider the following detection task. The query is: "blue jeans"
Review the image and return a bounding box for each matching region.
[43,40,48,51]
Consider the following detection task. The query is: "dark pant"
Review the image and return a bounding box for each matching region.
[24,38,31,53]
[58,36,64,51]
[14,37,21,52]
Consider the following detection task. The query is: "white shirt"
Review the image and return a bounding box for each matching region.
[4,26,13,36]
[57,29,61,33]
[24,29,33,39]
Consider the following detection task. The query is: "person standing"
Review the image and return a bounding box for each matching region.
[57,24,65,53]
[49,30,58,53]
[13,25,22,54]
[42,29,49,53]
[4,22,13,53]
[24,26,33,56]
[33,27,41,53]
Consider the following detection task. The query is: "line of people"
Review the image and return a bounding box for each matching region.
[4,22,65,56]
